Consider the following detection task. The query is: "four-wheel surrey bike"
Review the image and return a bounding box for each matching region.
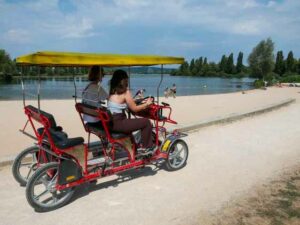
[13,51,189,212]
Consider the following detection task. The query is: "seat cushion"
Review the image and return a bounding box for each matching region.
[56,137,85,149]
[86,122,129,139]
[37,127,83,149]
[86,122,107,137]
[37,127,68,143]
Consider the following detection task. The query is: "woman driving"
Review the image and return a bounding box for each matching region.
[108,69,154,154]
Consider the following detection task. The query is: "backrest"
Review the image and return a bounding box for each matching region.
[24,105,57,128]
[75,103,111,123]
[75,103,112,138]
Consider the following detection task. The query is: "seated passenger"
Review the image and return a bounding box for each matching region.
[169,83,176,98]
[108,70,154,153]
[82,65,108,124]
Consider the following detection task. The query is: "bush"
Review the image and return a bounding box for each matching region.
[205,71,218,76]
[264,72,279,86]
[280,75,300,83]
[4,74,12,82]
[0,73,13,82]
[254,79,265,88]
[282,71,297,77]
[235,71,247,78]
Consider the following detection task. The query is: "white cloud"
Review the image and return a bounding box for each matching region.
[2,0,297,39]
[114,0,151,8]
[0,0,300,58]
[61,18,95,39]
[42,17,96,39]
[226,0,260,9]
[154,37,203,55]
[267,1,276,8]
[231,20,266,35]
[3,29,32,44]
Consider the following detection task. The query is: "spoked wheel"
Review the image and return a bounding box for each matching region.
[165,140,188,171]
[26,162,75,212]
[12,146,40,186]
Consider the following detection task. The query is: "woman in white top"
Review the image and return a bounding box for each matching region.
[108,70,154,152]
[82,66,108,123]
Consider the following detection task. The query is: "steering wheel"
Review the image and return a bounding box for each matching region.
[134,96,155,105]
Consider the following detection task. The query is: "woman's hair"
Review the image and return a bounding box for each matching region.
[88,66,104,81]
[109,69,129,95]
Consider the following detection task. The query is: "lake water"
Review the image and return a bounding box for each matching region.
[0,74,254,100]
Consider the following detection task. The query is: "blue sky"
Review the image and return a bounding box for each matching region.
[0,0,299,64]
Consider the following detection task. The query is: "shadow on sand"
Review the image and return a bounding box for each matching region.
[69,161,165,204]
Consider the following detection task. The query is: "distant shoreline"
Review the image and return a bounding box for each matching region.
[0,88,257,101]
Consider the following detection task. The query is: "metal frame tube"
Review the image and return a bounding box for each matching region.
[37,66,41,111]
[20,66,26,107]
[128,66,131,89]
[73,73,77,103]
[157,64,164,104]
[128,66,131,118]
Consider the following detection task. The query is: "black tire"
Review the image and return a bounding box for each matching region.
[12,146,40,186]
[165,139,188,171]
[26,162,75,212]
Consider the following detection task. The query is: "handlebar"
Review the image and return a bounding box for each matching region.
[134,96,155,106]
[133,101,177,124]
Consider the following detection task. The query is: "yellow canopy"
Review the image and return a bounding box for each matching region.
[16,51,184,66]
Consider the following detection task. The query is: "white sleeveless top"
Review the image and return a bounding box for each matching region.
[107,101,127,114]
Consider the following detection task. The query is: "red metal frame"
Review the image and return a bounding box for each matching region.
[21,101,177,191]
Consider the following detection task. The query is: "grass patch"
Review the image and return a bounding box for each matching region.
[207,167,300,225]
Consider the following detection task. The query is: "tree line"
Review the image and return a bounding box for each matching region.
[1,39,300,83]
[172,51,246,77]
[172,38,300,82]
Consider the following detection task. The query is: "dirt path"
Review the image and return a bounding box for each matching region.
[0,99,300,225]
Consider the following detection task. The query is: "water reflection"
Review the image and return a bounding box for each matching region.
[0,74,254,100]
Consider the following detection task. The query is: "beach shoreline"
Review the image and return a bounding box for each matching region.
[0,87,257,102]
[1,87,300,225]
[0,86,299,160]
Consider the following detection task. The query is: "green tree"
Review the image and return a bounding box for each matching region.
[274,51,285,76]
[195,57,203,75]
[225,53,234,74]
[207,62,218,76]
[219,55,227,72]
[236,52,244,74]
[0,49,16,79]
[177,61,190,75]
[202,57,209,76]
[45,67,54,76]
[248,38,275,79]
[286,51,295,73]
[189,59,196,75]
[298,58,300,74]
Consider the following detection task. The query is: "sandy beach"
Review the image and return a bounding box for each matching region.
[0,87,299,160]
[0,86,299,225]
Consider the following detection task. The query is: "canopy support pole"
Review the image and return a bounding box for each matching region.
[128,66,131,119]
[21,66,26,108]
[157,64,164,104]
[37,67,41,111]
[73,73,77,103]
[128,66,131,89]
